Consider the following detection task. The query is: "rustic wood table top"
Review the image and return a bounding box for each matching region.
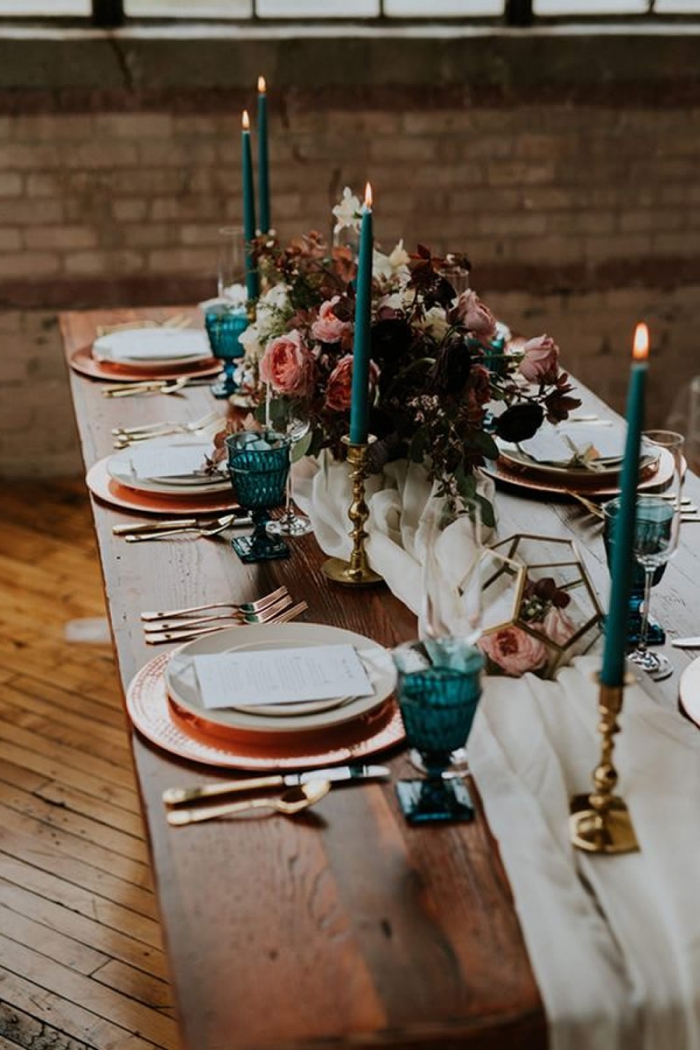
[61,306,700,1050]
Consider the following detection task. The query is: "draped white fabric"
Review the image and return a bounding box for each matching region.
[294,454,700,1050]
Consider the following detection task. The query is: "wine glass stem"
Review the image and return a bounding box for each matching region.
[284,454,293,517]
[637,566,654,654]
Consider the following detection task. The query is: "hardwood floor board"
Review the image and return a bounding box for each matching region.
[9,674,127,729]
[0,738,141,815]
[0,878,170,983]
[0,970,167,1050]
[0,478,176,1049]
[36,782,147,840]
[0,901,108,976]
[0,856,165,949]
[91,960,175,1013]
[0,693,131,767]
[0,717,139,792]
[0,782,150,866]
[0,808,154,898]
[0,757,49,794]
[0,935,180,1049]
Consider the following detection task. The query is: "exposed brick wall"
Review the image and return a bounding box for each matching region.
[0,28,699,476]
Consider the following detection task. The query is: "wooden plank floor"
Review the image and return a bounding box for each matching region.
[0,478,180,1050]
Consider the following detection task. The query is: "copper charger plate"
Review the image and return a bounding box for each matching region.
[126,652,405,770]
[484,446,675,499]
[86,456,239,515]
[69,345,221,382]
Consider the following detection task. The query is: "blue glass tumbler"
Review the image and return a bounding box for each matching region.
[602,496,666,648]
[205,303,249,399]
[392,638,484,824]
[226,430,291,563]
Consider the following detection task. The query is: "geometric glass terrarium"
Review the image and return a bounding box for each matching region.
[479,534,604,680]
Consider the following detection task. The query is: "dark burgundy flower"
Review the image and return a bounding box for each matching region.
[495,403,544,443]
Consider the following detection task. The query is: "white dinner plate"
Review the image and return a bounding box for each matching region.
[165,623,397,735]
[496,441,657,483]
[107,438,230,496]
[93,328,212,370]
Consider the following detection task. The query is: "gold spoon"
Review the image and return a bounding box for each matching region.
[124,514,236,542]
[167,780,331,826]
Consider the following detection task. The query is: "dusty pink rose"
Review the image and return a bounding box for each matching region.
[325,354,379,412]
[454,290,497,339]
[479,626,548,677]
[541,607,577,647]
[311,296,352,344]
[260,329,315,397]
[518,334,560,385]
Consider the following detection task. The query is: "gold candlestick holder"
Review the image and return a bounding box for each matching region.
[321,436,383,587]
[569,674,640,854]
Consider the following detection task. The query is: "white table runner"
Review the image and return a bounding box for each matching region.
[294,454,700,1050]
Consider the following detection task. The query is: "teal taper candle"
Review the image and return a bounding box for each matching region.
[241,109,259,302]
[600,323,649,686]
[257,76,270,235]
[349,184,373,445]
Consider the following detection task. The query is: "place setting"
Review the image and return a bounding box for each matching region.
[70,315,223,388]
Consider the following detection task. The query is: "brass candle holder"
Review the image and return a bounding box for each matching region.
[569,674,640,855]
[321,436,383,587]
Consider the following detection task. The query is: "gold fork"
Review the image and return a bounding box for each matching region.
[144,600,308,645]
[142,591,293,633]
[141,584,290,621]
[565,489,604,519]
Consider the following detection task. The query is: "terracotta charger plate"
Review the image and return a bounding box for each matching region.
[69,344,221,383]
[483,446,675,499]
[86,456,239,515]
[125,652,405,771]
[679,657,700,730]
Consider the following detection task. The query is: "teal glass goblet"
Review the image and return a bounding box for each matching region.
[226,430,291,563]
[205,303,249,399]
[392,638,484,824]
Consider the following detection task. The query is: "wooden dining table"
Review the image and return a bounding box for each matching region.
[60,306,700,1050]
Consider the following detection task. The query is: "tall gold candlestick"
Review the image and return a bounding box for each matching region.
[569,675,639,854]
[321,437,382,587]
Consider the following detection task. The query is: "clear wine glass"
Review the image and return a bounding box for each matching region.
[628,429,685,682]
[266,417,313,538]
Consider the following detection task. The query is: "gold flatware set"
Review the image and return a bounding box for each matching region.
[139,586,308,644]
[566,489,700,522]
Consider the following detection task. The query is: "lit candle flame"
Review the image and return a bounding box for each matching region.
[633,322,649,362]
[364,182,373,209]
[242,109,250,131]
[258,75,266,94]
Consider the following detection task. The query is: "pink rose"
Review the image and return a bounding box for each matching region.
[518,334,560,385]
[479,626,548,677]
[325,354,379,412]
[454,290,497,339]
[541,607,577,647]
[311,296,352,345]
[260,329,315,397]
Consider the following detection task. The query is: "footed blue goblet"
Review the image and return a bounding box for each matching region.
[226,430,291,563]
[392,638,484,825]
[205,303,249,399]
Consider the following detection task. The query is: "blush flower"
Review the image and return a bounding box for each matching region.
[479,626,548,677]
[454,290,497,339]
[311,296,352,345]
[519,334,560,385]
[325,354,379,412]
[541,607,577,647]
[260,329,315,398]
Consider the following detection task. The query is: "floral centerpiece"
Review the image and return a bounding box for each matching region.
[225,189,580,526]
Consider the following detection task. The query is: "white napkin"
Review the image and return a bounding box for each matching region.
[503,422,626,467]
[293,453,495,617]
[469,656,700,1050]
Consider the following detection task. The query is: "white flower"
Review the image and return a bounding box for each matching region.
[388,239,410,271]
[221,282,247,308]
[255,283,291,340]
[373,240,411,283]
[332,187,362,234]
[417,306,450,342]
[238,324,264,362]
